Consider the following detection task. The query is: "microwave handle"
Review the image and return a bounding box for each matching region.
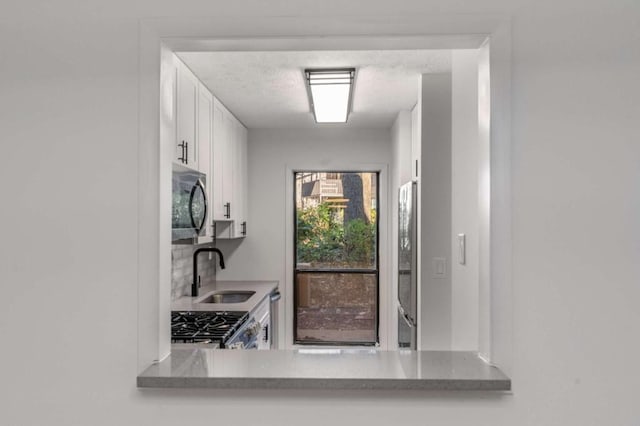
[188,179,208,234]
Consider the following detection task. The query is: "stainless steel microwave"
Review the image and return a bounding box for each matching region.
[172,165,207,242]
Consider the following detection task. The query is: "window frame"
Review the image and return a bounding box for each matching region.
[293,171,381,346]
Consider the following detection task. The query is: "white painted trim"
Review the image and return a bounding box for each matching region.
[165,35,488,52]
[478,39,492,363]
[487,22,513,374]
[138,22,162,371]
[138,15,512,376]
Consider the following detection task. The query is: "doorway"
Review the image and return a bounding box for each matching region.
[294,171,379,345]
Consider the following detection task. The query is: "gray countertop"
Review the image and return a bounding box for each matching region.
[137,349,511,391]
[171,280,278,313]
[159,280,510,391]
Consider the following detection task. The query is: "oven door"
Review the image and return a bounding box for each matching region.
[225,320,260,349]
[244,340,259,350]
[227,336,258,349]
[256,311,270,350]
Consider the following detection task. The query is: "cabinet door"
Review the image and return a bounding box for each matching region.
[176,62,198,167]
[212,101,227,220]
[231,119,242,232]
[198,84,213,175]
[239,124,248,237]
[227,120,249,238]
[211,97,248,239]
[221,112,235,220]
[212,99,235,222]
[197,83,213,235]
[411,102,421,180]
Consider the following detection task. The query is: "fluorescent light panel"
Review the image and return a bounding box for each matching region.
[306,69,355,123]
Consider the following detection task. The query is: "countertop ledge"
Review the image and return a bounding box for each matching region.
[137,349,511,391]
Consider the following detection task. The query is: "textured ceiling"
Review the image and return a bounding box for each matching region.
[178,50,452,129]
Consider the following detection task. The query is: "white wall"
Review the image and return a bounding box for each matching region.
[216,127,392,348]
[451,49,480,350]
[1,1,639,425]
[419,72,453,350]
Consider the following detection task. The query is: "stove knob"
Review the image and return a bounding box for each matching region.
[246,322,261,337]
[245,322,256,337]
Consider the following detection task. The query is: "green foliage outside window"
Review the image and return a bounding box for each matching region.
[297,202,376,268]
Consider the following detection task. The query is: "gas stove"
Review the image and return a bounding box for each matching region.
[171,311,249,347]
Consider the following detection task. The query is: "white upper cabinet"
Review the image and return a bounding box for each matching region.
[172,54,249,241]
[231,119,248,238]
[411,101,421,180]
[197,83,213,237]
[175,61,199,168]
[211,98,233,222]
[239,125,249,237]
[197,83,213,176]
[211,97,249,238]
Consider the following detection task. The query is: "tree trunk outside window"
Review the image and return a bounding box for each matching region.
[341,173,371,225]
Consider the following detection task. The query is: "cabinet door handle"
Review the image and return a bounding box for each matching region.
[178,141,187,163]
[241,221,247,236]
[185,142,189,165]
[224,202,231,219]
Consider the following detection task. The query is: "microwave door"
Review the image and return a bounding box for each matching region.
[172,166,208,242]
[172,174,193,241]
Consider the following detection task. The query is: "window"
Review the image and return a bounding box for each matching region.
[294,171,379,345]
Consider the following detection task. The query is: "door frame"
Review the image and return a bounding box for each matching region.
[289,168,385,349]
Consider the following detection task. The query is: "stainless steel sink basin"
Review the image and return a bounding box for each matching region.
[196,290,255,304]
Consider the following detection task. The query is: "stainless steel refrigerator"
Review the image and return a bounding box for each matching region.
[398,181,418,349]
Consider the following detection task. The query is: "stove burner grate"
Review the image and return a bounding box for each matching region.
[171,311,248,344]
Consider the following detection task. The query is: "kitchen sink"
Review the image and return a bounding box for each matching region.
[196,290,255,304]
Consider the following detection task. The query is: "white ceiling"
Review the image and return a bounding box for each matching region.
[178,50,452,129]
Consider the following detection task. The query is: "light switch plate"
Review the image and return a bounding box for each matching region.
[433,257,446,279]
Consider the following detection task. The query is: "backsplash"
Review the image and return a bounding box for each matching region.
[171,245,217,300]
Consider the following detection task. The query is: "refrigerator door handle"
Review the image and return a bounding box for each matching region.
[398,305,417,350]
[398,304,416,327]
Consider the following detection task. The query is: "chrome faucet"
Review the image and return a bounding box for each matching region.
[192,247,225,297]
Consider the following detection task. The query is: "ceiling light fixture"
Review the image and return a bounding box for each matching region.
[305,68,355,123]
